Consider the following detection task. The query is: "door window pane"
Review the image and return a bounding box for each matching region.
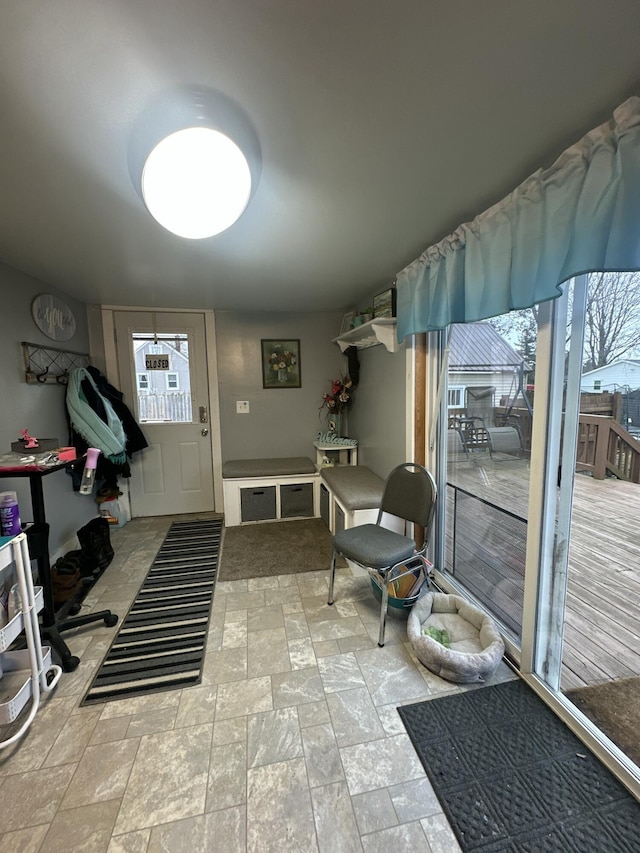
[131,332,192,423]
[447,386,465,408]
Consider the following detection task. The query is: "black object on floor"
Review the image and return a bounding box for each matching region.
[398,679,640,852]
[77,516,115,573]
[82,518,221,705]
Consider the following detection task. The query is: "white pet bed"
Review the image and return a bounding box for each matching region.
[407,592,505,683]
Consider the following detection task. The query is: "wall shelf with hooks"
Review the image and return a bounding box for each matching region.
[21,341,90,385]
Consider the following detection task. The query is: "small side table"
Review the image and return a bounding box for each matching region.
[314,440,358,468]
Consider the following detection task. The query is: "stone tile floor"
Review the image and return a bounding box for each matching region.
[0,515,515,852]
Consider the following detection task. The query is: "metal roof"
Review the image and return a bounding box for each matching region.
[448,323,526,371]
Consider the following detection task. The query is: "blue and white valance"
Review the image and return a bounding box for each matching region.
[396,97,640,339]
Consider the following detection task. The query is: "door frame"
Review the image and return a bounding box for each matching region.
[96,305,224,514]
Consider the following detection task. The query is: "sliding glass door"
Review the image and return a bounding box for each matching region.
[429,276,640,796]
[536,275,640,781]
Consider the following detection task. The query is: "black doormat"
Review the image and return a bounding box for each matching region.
[82,518,222,705]
[398,679,640,852]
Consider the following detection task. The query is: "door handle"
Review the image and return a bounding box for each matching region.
[201,428,209,436]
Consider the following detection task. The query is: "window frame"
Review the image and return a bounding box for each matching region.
[447,385,465,409]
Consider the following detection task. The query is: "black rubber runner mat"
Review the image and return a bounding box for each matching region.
[82,518,222,705]
[398,679,640,852]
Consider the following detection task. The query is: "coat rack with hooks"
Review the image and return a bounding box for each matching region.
[21,341,90,385]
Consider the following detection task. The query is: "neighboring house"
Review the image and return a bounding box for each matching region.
[448,323,530,420]
[133,338,192,422]
[580,359,640,393]
[134,339,190,395]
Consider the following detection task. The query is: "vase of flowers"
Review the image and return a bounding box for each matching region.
[329,413,344,436]
[268,347,297,383]
[320,376,353,435]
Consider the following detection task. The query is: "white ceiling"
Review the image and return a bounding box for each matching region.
[2,1,640,313]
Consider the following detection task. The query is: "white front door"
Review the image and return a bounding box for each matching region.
[114,311,215,517]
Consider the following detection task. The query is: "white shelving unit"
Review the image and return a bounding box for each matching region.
[0,533,62,748]
[333,317,398,353]
[313,440,359,468]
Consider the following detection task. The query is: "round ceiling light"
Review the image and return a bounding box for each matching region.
[141,126,253,239]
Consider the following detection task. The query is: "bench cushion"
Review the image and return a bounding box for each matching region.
[223,457,316,479]
[321,466,384,511]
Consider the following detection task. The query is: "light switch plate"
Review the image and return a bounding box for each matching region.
[236,400,250,414]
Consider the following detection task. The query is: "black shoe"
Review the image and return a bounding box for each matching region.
[77,517,114,572]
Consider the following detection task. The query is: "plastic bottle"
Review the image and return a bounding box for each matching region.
[7,583,21,621]
[99,498,123,527]
[0,491,21,536]
[0,588,8,628]
[79,448,101,495]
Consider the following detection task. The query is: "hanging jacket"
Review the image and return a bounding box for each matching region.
[66,367,148,490]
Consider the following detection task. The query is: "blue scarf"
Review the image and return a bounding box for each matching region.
[66,368,127,464]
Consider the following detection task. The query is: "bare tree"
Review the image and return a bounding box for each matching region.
[583,272,640,370]
[489,272,640,372]
[489,307,537,375]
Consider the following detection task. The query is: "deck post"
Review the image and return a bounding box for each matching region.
[593,420,609,480]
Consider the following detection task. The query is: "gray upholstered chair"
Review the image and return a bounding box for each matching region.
[327,462,437,647]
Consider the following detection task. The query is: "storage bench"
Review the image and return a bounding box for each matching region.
[320,465,388,534]
[222,457,320,526]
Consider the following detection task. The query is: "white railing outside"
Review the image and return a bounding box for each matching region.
[137,392,192,423]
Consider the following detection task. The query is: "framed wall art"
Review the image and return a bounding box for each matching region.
[373,286,397,319]
[261,339,301,388]
[339,311,354,335]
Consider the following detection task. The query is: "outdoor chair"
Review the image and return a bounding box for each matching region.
[454,415,524,461]
[327,462,437,647]
[490,413,525,459]
[453,416,491,454]
[447,428,468,461]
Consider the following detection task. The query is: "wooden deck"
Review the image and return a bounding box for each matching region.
[445,454,640,692]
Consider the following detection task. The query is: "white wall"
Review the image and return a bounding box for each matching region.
[215,311,348,461]
[0,265,97,559]
[449,370,519,404]
[347,340,407,479]
[214,311,408,478]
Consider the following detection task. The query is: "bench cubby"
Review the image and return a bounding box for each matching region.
[240,485,277,522]
[280,482,314,518]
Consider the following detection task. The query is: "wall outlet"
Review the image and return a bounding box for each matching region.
[236,400,250,414]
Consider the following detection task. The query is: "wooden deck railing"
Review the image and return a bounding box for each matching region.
[576,415,640,483]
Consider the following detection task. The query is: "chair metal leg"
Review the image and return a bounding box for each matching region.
[327,548,337,605]
[378,574,389,647]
